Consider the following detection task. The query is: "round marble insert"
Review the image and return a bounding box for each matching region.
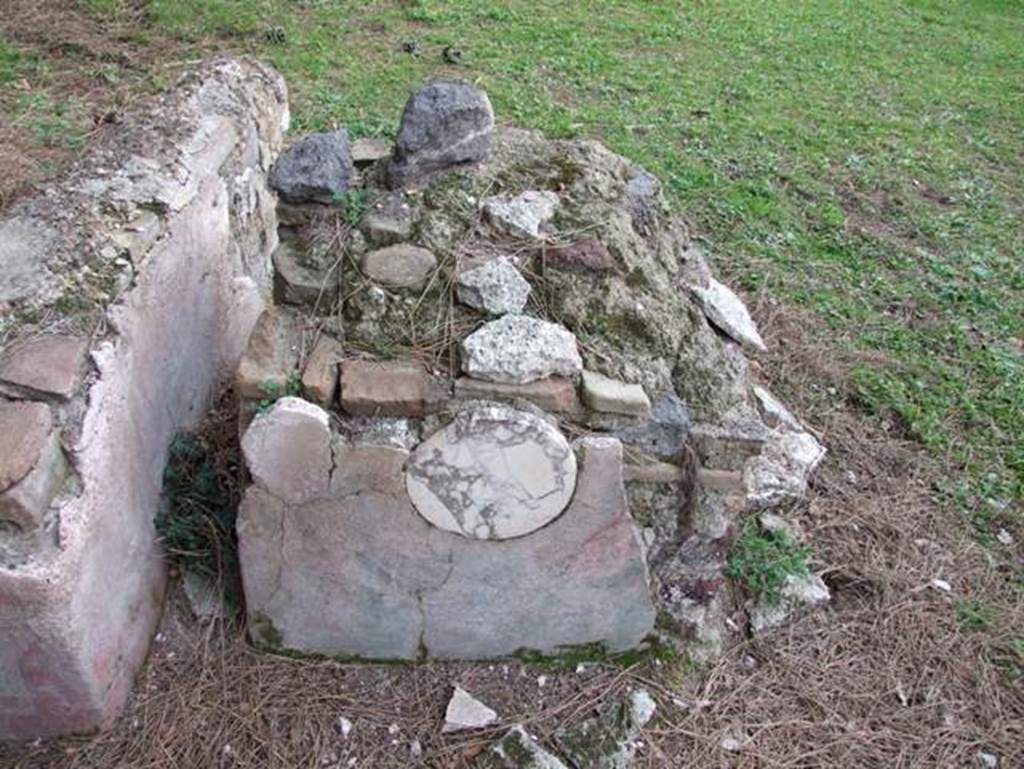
[405,404,578,540]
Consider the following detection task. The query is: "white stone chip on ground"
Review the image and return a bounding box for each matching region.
[442,686,498,732]
[691,277,767,352]
[460,314,583,385]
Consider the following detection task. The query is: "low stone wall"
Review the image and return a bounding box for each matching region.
[0,58,287,739]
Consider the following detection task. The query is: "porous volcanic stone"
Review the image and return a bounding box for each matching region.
[456,256,531,315]
[241,397,332,505]
[361,244,437,290]
[691,278,766,352]
[0,334,88,400]
[340,359,448,417]
[483,190,559,239]
[406,403,577,540]
[581,370,651,417]
[387,80,494,189]
[460,315,582,385]
[269,129,354,204]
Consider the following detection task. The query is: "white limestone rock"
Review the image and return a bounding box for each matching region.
[406,403,577,540]
[483,190,559,239]
[752,385,802,431]
[581,370,651,417]
[241,397,332,504]
[460,314,582,385]
[750,573,831,634]
[691,278,767,352]
[744,430,826,509]
[456,257,531,315]
[442,686,499,732]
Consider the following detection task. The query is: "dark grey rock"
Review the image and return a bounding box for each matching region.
[614,392,691,461]
[386,80,494,189]
[555,689,656,769]
[270,130,354,204]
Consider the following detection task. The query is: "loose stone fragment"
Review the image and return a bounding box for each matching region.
[460,315,583,385]
[301,335,344,406]
[749,573,831,634]
[442,686,498,733]
[456,256,532,315]
[691,417,773,472]
[273,242,337,308]
[406,403,577,540]
[0,401,67,531]
[691,278,767,352]
[182,571,225,622]
[339,359,448,417]
[0,335,88,400]
[361,244,437,290]
[483,726,570,769]
[483,190,559,239]
[241,397,332,505]
[454,376,581,413]
[269,129,354,204]
[351,137,392,166]
[361,208,413,247]
[387,80,494,189]
[581,370,651,417]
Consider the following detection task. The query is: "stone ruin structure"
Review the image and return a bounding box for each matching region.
[0,58,827,739]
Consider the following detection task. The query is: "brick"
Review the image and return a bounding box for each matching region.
[0,335,88,400]
[453,376,581,413]
[340,359,448,417]
[301,335,344,406]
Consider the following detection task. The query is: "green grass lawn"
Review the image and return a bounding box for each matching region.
[41,1,1024,534]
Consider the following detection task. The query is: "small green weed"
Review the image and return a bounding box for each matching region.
[726,520,811,604]
[252,373,302,412]
[333,188,370,227]
[954,598,999,630]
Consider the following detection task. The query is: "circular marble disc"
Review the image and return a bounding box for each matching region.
[405,404,578,540]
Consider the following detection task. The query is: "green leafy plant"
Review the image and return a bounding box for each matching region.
[156,433,239,599]
[726,520,811,604]
[332,188,370,227]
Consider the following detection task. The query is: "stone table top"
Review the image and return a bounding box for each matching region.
[405,403,577,540]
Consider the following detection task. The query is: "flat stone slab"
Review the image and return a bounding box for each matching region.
[443,686,498,732]
[406,404,577,540]
[461,314,582,385]
[237,434,655,659]
[0,334,88,400]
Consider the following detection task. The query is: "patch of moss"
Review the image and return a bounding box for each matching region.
[514,636,678,671]
[249,612,283,649]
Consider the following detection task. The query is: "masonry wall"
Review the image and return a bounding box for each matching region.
[0,57,287,739]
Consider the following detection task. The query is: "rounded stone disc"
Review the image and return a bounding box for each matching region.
[405,404,577,540]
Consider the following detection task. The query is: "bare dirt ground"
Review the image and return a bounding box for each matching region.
[1,4,1021,768]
